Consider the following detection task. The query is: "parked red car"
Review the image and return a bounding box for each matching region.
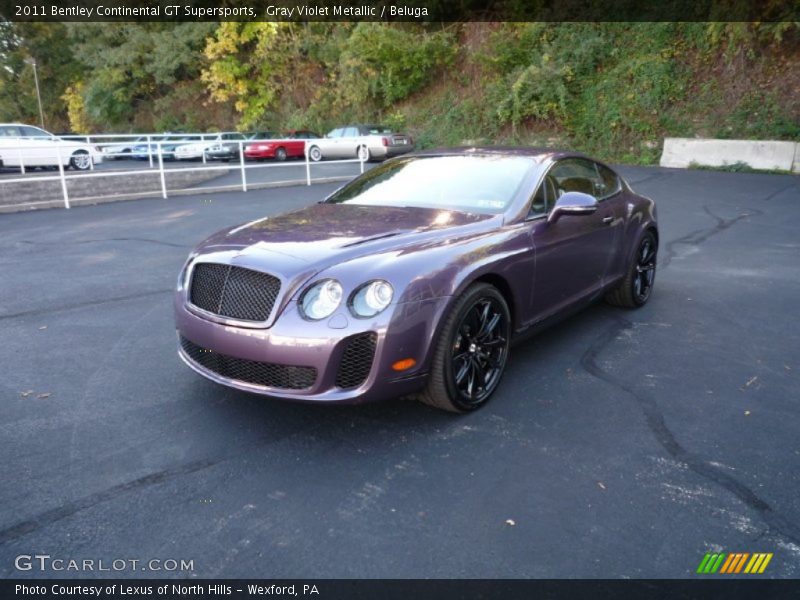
[244,130,320,161]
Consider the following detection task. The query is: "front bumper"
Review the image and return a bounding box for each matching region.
[244,148,275,159]
[174,291,449,404]
[206,149,238,160]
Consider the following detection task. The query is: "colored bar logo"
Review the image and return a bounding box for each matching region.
[697,552,773,574]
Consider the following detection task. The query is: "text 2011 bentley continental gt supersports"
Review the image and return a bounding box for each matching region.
[175,148,658,413]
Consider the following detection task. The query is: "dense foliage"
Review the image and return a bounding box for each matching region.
[0,20,796,163]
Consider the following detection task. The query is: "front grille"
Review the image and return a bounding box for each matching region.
[335,332,377,389]
[189,263,280,322]
[180,336,316,390]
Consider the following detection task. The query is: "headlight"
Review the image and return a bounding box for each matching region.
[300,279,343,320]
[350,280,393,318]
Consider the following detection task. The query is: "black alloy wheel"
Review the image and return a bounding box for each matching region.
[419,283,511,413]
[605,229,658,308]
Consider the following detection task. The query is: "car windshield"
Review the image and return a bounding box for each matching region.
[325,155,536,214]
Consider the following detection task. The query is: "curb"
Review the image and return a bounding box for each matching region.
[0,176,353,213]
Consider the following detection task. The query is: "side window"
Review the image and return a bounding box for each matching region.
[344,127,359,138]
[550,158,605,199]
[595,163,621,198]
[528,175,556,217]
[327,128,343,138]
[3,126,22,137]
[22,126,48,137]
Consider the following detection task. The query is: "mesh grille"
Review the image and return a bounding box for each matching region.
[335,332,377,389]
[180,336,316,390]
[189,263,280,322]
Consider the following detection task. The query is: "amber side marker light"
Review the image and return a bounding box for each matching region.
[392,358,416,371]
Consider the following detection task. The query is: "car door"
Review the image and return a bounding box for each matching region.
[526,158,623,322]
[340,126,360,158]
[320,128,343,157]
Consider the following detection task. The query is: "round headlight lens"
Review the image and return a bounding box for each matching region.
[300,279,343,320]
[351,280,394,318]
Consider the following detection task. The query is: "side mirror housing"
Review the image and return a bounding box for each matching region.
[547,191,598,224]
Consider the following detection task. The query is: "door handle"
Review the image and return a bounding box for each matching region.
[602,216,614,224]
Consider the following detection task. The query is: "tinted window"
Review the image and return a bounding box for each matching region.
[22,126,50,137]
[529,175,557,217]
[365,125,393,134]
[326,155,536,215]
[596,163,622,198]
[550,158,605,198]
[0,126,23,137]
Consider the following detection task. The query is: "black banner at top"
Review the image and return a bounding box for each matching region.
[2,0,799,22]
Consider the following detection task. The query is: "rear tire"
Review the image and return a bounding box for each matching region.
[605,230,657,308]
[418,283,510,413]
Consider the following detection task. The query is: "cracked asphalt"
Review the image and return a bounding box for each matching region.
[0,166,798,579]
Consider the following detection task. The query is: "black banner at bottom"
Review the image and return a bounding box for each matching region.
[4,579,800,600]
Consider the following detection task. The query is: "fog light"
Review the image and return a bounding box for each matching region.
[392,358,416,371]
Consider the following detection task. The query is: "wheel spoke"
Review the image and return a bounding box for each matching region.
[477,312,500,341]
[482,336,506,348]
[454,357,470,384]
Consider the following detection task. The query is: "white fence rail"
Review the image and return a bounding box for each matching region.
[0,139,366,209]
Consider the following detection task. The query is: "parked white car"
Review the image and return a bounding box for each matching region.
[0,124,102,171]
[100,135,149,160]
[174,132,248,161]
[306,124,414,162]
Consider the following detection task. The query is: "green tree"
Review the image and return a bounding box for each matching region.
[0,20,84,130]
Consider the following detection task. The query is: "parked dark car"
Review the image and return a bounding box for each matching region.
[174,147,658,413]
[131,135,200,161]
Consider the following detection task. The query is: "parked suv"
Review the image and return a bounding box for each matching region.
[0,123,102,171]
[307,124,414,162]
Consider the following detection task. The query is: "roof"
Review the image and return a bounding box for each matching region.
[412,146,588,161]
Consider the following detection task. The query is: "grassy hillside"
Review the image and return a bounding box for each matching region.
[3,22,797,165]
[388,23,800,164]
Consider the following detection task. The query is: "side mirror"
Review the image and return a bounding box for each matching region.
[547,191,598,224]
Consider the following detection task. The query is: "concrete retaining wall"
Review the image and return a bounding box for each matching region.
[0,168,227,211]
[661,138,800,173]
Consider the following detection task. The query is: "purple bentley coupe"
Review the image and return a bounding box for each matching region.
[174,148,657,412]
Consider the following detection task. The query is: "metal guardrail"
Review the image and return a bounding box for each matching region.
[0,138,366,209]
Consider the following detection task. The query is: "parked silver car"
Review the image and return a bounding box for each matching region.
[307,124,414,162]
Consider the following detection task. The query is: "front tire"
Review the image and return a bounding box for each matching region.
[418,283,511,413]
[308,146,322,162]
[275,147,287,161]
[605,230,657,308]
[69,150,91,171]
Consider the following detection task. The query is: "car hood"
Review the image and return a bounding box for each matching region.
[194,203,500,274]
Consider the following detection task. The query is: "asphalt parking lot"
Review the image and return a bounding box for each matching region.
[0,166,798,579]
